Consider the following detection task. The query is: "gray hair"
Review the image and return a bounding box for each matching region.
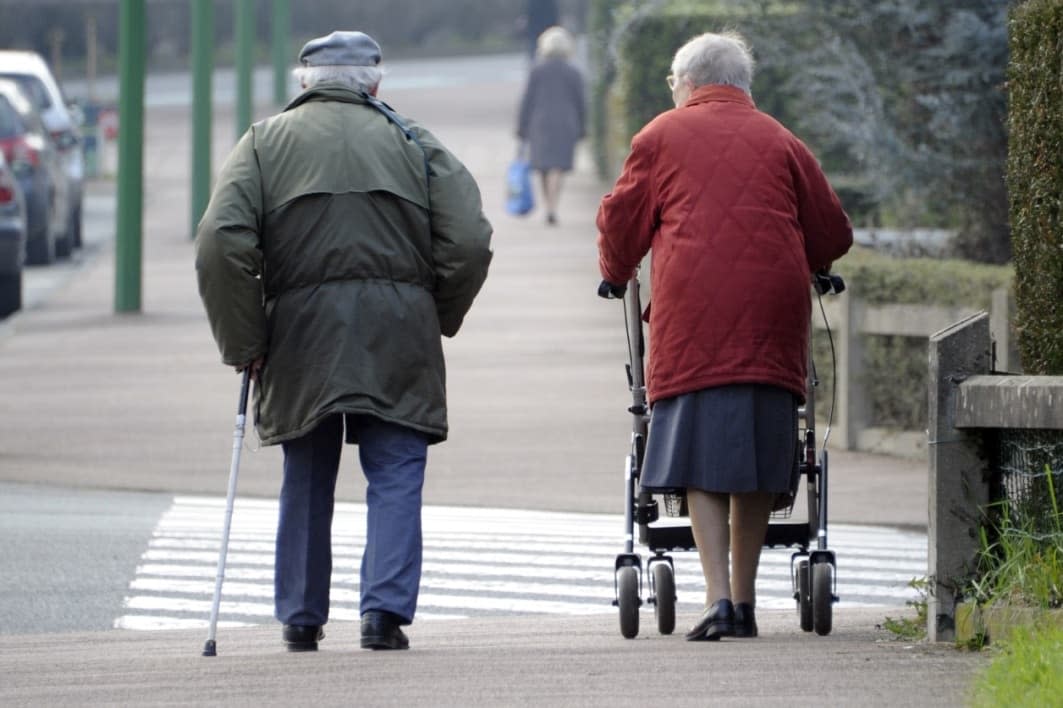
[292,64,384,93]
[670,31,755,94]
[537,26,575,60]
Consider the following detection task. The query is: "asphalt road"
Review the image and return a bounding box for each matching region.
[0,482,170,634]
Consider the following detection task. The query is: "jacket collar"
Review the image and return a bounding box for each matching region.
[284,83,373,112]
[683,84,755,109]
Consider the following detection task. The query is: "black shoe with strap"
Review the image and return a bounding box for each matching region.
[361,610,410,650]
[684,599,736,641]
[282,624,324,652]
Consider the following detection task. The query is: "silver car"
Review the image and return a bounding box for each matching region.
[0,78,67,266]
[0,50,83,254]
[0,150,26,317]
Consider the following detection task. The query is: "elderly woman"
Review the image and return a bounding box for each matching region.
[597,31,852,641]
[517,25,585,225]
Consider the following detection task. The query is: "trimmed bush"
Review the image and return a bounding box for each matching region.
[1008,0,1063,375]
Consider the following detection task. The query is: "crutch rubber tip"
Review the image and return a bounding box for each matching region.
[202,640,217,657]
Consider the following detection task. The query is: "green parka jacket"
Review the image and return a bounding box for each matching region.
[195,84,493,445]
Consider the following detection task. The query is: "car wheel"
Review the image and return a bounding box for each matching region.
[25,224,55,265]
[55,227,73,259]
[0,271,21,318]
[70,201,82,249]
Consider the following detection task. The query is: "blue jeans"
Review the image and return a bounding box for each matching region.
[274,414,427,627]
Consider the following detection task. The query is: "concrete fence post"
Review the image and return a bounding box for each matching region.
[989,287,1019,374]
[831,290,867,451]
[927,312,992,641]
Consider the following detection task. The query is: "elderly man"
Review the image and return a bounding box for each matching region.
[195,30,493,652]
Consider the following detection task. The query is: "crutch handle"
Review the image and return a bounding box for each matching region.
[236,367,251,414]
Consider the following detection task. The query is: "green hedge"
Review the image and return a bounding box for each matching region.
[838,248,1012,309]
[1008,0,1063,376]
[587,0,621,180]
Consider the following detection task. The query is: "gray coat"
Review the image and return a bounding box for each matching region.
[517,58,585,171]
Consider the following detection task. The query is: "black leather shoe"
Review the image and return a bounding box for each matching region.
[684,599,736,641]
[735,602,758,638]
[282,624,324,652]
[361,610,410,650]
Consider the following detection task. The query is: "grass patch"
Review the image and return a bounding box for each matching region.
[968,467,1063,613]
[970,622,1063,707]
[962,465,1063,700]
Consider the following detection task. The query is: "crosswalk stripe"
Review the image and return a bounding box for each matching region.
[115,496,928,631]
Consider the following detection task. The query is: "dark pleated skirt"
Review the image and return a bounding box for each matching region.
[639,384,799,495]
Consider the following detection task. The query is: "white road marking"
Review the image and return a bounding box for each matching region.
[115,496,928,630]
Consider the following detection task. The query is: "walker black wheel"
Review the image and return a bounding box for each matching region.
[617,566,641,639]
[812,560,834,636]
[652,562,676,635]
[797,559,813,632]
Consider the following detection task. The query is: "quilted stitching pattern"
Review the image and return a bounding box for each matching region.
[598,85,852,404]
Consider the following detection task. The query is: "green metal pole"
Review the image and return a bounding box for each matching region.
[191,0,213,239]
[115,0,145,313]
[271,0,290,106]
[235,0,254,137]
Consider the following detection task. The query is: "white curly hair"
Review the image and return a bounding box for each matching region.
[670,30,755,94]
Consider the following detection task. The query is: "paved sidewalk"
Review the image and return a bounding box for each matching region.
[0,55,975,705]
[0,611,984,707]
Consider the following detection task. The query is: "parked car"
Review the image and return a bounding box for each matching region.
[0,150,26,317]
[0,78,68,265]
[0,50,82,252]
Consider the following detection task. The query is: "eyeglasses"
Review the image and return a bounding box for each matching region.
[666,74,679,91]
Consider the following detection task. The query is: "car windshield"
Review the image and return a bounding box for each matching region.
[0,95,25,139]
[0,73,51,111]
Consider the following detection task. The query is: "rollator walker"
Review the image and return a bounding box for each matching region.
[598,270,846,639]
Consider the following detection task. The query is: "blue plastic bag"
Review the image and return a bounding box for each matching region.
[505,157,534,216]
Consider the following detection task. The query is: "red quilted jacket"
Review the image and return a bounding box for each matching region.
[597,85,852,404]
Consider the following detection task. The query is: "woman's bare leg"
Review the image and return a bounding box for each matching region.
[729,491,775,605]
[686,488,731,606]
[543,169,563,222]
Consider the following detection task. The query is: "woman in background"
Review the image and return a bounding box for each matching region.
[517,26,585,226]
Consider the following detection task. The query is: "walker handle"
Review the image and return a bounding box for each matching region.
[813,271,845,295]
[598,280,627,299]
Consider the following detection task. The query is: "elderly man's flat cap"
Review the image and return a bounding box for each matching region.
[299,31,382,67]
